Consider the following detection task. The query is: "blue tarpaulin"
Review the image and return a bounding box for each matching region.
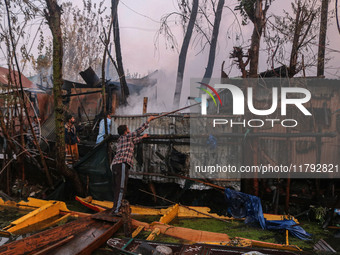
[225,188,311,240]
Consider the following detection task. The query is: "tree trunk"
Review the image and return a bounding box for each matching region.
[249,0,265,78]
[173,0,199,109]
[44,0,84,195]
[112,0,129,105]
[202,0,225,81]
[317,0,329,77]
[289,3,302,78]
[102,20,113,136]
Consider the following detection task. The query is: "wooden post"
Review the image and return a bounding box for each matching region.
[274,180,280,215]
[143,97,148,114]
[253,136,259,197]
[285,130,291,212]
[111,93,117,114]
[6,154,10,196]
[121,199,132,237]
[315,128,322,199]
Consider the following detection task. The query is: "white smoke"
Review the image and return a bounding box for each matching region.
[116,69,178,115]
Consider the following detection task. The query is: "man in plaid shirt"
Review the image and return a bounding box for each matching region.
[110,115,155,214]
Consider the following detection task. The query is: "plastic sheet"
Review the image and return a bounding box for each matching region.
[74,138,113,201]
[225,188,311,240]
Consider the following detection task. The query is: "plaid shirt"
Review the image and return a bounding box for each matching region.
[112,121,149,168]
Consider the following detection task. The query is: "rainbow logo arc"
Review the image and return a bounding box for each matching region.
[197,82,223,107]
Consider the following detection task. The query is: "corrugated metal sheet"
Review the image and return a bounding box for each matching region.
[110,115,190,185]
[41,112,56,141]
[110,114,240,189]
[111,114,190,135]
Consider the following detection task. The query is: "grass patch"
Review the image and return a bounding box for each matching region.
[160,218,339,252]
[171,218,277,244]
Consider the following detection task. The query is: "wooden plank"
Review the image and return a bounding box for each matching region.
[131,226,144,238]
[51,218,122,255]
[34,235,75,255]
[0,215,122,255]
[0,216,94,254]
[159,204,179,224]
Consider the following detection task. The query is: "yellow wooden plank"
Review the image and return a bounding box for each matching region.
[263,213,299,223]
[131,206,163,216]
[3,201,69,234]
[76,197,299,225]
[146,228,160,241]
[0,197,61,211]
[132,226,144,238]
[177,206,233,220]
[159,204,179,224]
[244,238,302,251]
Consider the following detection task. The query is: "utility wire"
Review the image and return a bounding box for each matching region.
[120,0,160,23]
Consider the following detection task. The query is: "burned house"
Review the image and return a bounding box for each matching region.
[39,67,157,142]
[63,67,157,120]
[0,67,54,156]
[0,66,54,124]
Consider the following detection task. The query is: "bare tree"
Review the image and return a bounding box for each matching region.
[158,0,229,107]
[32,1,111,83]
[4,0,54,187]
[266,0,320,77]
[235,0,272,77]
[112,0,129,105]
[173,0,199,109]
[317,0,329,77]
[44,0,84,195]
[61,1,111,82]
[202,0,225,82]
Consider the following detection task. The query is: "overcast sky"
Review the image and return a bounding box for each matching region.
[107,0,340,107]
[107,0,339,77]
[2,0,339,109]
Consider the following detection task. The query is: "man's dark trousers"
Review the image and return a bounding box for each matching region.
[111,163,130,214]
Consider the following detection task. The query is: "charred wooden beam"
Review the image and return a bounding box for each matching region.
[62,90,102,97]
[143,97,148,114]
[79,66,101,87]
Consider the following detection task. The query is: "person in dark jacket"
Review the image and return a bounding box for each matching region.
[65,115,80,163]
